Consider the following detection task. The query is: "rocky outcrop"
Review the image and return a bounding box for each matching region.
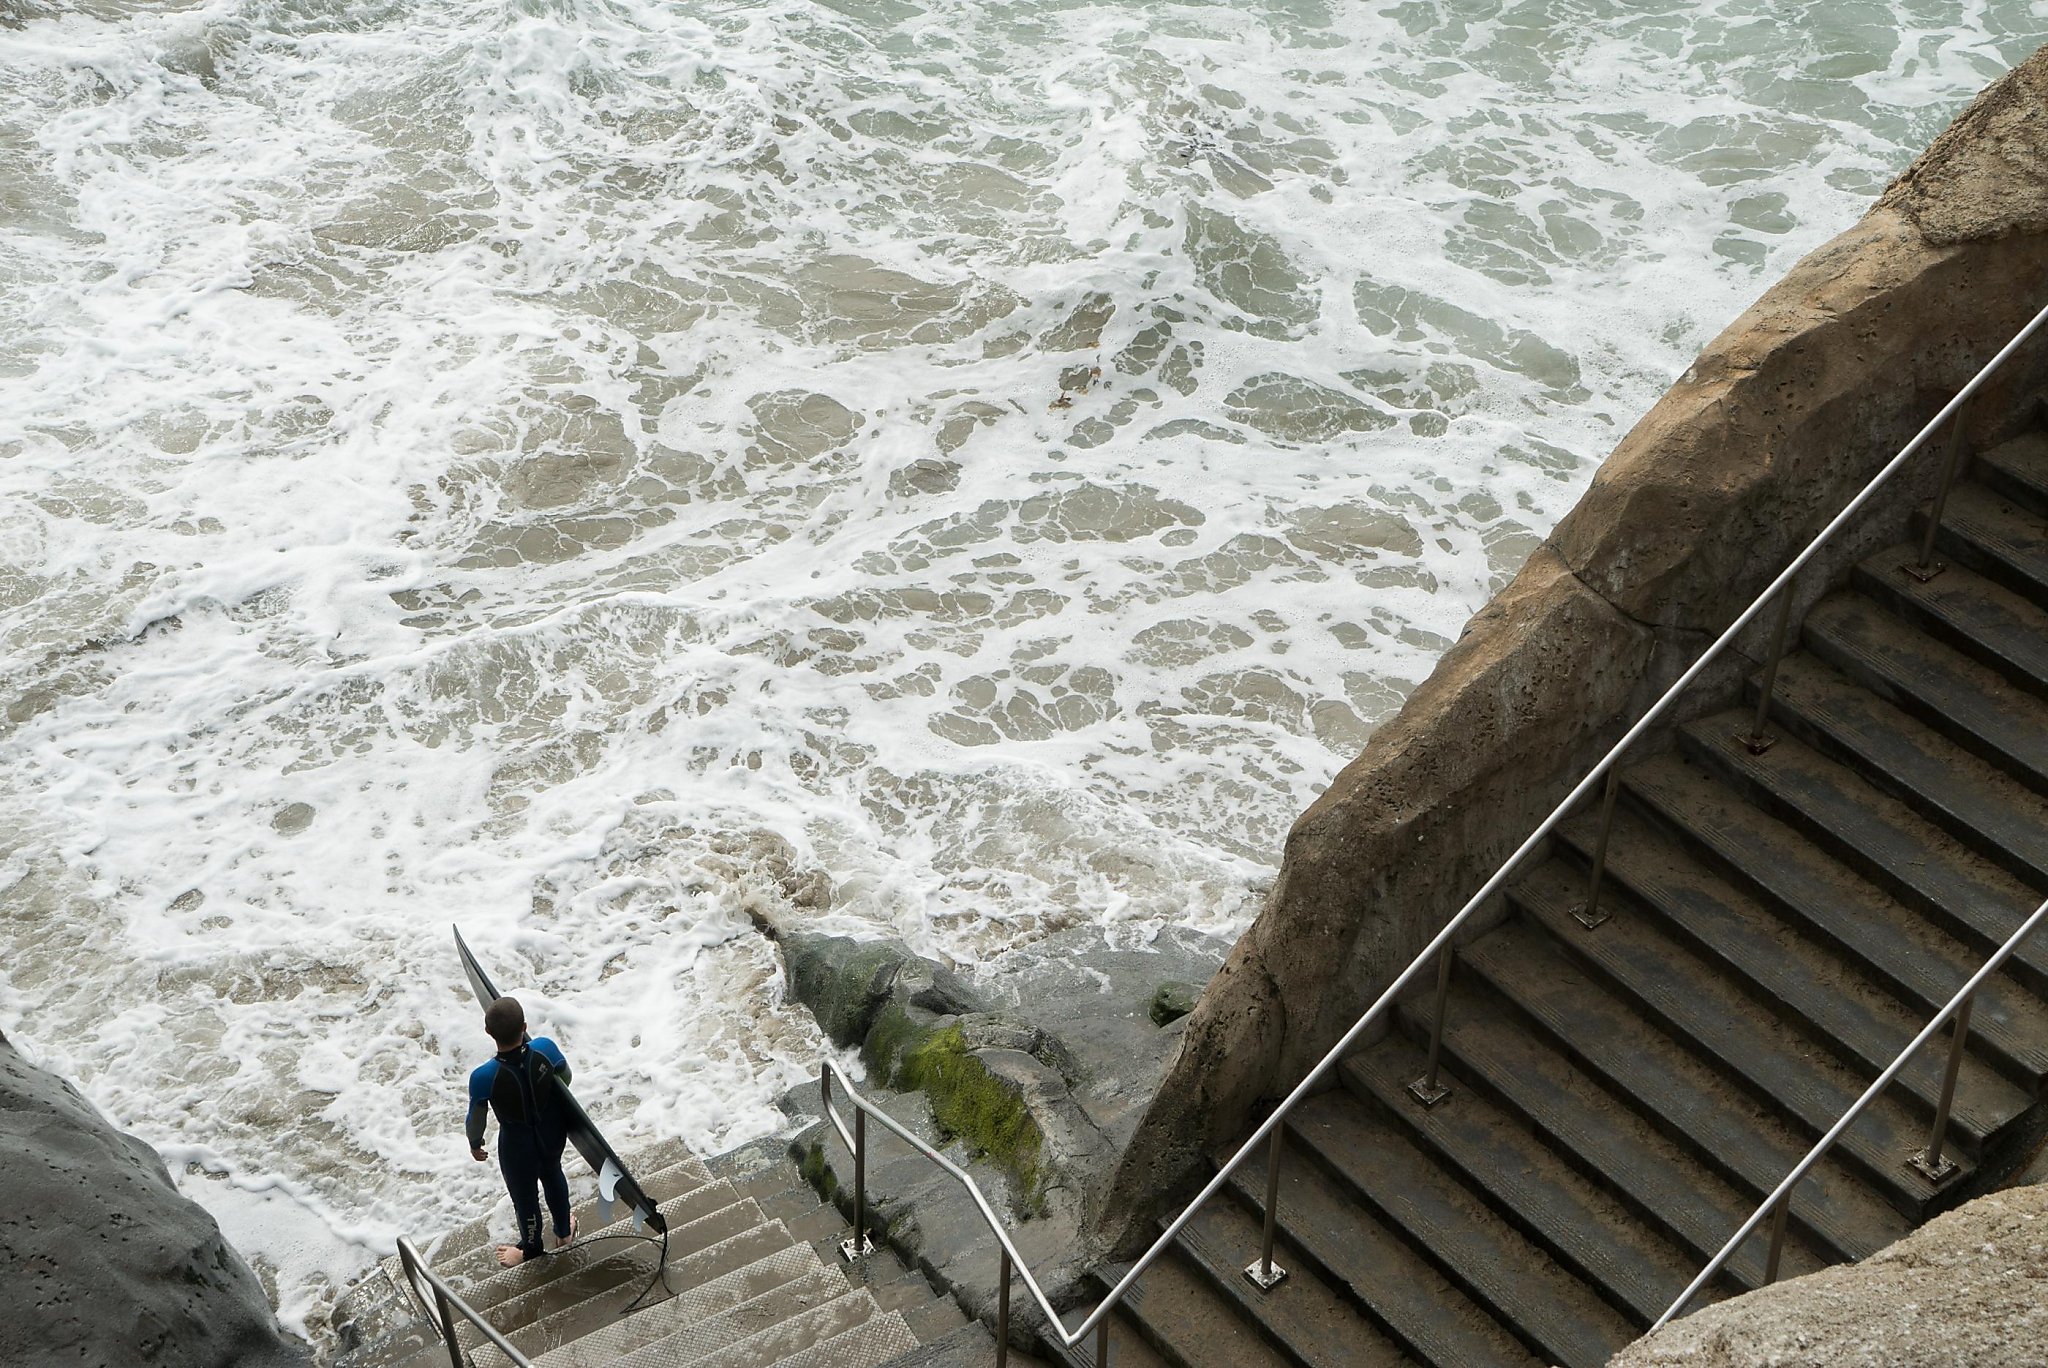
[760,916,1227,1327]
[1613,1182,2048,1366]
[0,1026,306,1368]
[1104,44,2048,1246]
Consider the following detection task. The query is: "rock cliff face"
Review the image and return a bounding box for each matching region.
[1612,1181,2048,1366]
[0,1027,306,1368]
[1104,44,2048,1245]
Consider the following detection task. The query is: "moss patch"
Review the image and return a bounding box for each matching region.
[899,1026,1045,1212]
[863,999,937,1084]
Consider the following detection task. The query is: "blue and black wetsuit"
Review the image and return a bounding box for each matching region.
[467,1036,573,1260]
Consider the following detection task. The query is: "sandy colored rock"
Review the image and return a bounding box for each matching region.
[1613,1183,2048,1367]
[1102,44,2048,1250]
[1881,47,2048,246]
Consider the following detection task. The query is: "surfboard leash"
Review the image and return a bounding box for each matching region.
[541,1226,675,1314]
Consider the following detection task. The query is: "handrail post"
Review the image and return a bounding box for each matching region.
[841,1105,873,1260]
[996,1251,1010,1368]
[430,1282,464,1368]
[1763,1193,1789,1284]
[1908,992,1974,1184]
[1741,577,1797,755]
[1572,766,1623,930]
[1910,412,1969,580]
[1407,947,1453,1108]
[1243,1125,1288,1290]
[1097,1317,1110,1368]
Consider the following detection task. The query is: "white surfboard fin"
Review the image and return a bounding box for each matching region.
[597,1156,623,1227]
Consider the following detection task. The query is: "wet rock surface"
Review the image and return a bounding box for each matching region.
[0,1027,306,1368]
[1613,1182,2048,1367]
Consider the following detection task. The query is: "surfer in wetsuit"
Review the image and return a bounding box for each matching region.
[466,996,577,1267]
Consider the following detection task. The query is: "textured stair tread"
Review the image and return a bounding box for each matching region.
[615,1286,879,1368]
[1043,1312,1170,1368]
[1803,592,2048,792]
[471,1214,798,1352]
[878,1322,1045,1368]
[435,1157,720,1292]
[1761,653,2048,886]
[1640,743,2048,1086]
[1342,1038,1699,1327]
[1689,706,2048,984]
[382,1150,700,1290]
[462,1190,762,1315]
[1974,432,2048,515]
[1174,1192,1410,1368]
[897,1292,968,1345]
[1093,1233,1295,1368]
[1426,984,1811,1289]
[1856,545,2048,697]
[770,1311,920,1368]
[1511,859,1959,1208]
[1562,800,2028,1141]
[516,1237,817,1367]
[1218,1150,1534,1368]
[428,1144,703,1272]
[1938,479,2048,601]
[1464,918,1908,1261]
[568,1265,848,1368]
[854,1263,948,1321]
[1288,1087,1627,1366]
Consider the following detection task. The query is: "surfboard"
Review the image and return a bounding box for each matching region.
[453,925,667,1235]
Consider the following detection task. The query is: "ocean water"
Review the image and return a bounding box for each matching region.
[0,0,2039,1345]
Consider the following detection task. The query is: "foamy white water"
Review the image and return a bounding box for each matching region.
[0,0,2039,1347]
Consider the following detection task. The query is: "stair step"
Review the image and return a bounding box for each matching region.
[1422,982,1812,1289]
[1855,546,2048,699]
[461,1191,761,1317]
[521,1236,819,1368]
[1509,861,1956,1215]
[584,1265,849,1368]
[1341,1038,1699,1327]
[1556,804,2029,1147]
[1934,479,2048,603]
[1093,1237,1296,1368]
[1632,747,2048,1089]
[1287,1085,1630,1367]
[1803,592,2048,793]
[769,1311,920,1368]
[1042,1304,1171,1368]
[1216,1144,1530,1368]
[879,1323,1014,1368]
[617,1286,879,1368]
[433,1157,718,1293]
[1462,918,1909,1262]
[1972,430,2048,518]
[1174,1190,1409,1367]
[427,1144,701,1273]
[1763,652,2048,887]
[1680,717,2048,997]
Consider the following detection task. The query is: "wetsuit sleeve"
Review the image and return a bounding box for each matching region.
[466,1062,494,1149]
[531,1037,571,1087]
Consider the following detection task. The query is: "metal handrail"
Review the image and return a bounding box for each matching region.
[818,1062,1083,1365]
[395,1235,534,1368]
[812,296,2048,1363]
[1655,892,2048,1329]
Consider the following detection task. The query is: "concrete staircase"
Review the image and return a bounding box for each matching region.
[1046,428,2048,1367]
[333,1137,985,1368]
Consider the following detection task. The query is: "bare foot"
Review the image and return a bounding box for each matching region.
[548,1215,577,1252]
[494,1245,527,1269]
